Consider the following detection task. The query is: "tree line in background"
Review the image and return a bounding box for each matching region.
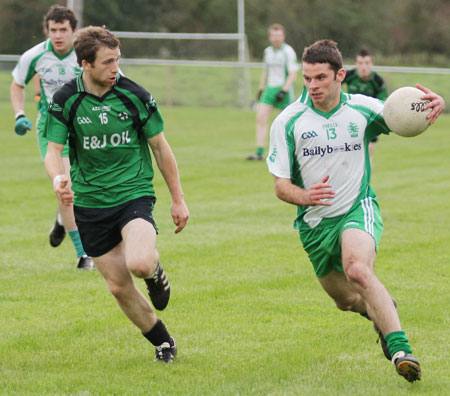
[1,0,448,66]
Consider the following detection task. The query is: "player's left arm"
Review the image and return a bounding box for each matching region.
[416,84,446,125]
[282,70,298,93]
[282,48,299,93]
[276,70,298,101]
[148,133,189,233]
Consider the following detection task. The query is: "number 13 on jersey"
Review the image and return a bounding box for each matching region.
[326,128,336,140]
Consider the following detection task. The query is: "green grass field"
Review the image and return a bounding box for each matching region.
[0,70,449,395]
[1,64,449,108]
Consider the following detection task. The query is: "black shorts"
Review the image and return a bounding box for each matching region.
[74,196,157,257]
[371,136,378,143]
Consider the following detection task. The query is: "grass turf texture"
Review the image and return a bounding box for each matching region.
[1,65,449,108]
[0,73,449,395]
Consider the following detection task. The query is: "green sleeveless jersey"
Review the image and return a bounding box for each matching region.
[46,72,164,208]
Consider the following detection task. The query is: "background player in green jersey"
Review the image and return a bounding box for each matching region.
[10,5,92,270]
[247,24,299,160]
[267,39,445,382]
[343,49,388,167]
[45,26,189,363]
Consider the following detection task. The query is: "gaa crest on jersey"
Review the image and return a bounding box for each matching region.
[118,112,129,121]
[348,122,359,138]
[301,131,318,140]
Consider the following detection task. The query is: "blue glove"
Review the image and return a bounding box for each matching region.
[14,116,32,136]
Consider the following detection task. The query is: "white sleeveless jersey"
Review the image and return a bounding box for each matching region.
[263,43,299,87]
[267,90,390,229]
[12,39,81,114]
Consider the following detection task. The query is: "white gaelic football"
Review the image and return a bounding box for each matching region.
[383,87,432,137]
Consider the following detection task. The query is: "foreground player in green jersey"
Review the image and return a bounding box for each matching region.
[10,5,92,270]
[343,49,388,166]
[267,39,445,382]
[45,26,189,363]
[247,24,299,160]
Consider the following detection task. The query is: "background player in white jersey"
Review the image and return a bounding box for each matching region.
[267,39,444,382]
[10,5,93,270]
[247,24,299,160]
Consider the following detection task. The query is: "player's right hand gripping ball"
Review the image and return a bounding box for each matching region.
[14,116,32,136]
[383,86,432,137]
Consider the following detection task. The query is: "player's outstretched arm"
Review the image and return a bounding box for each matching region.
[274,175,335,206]
[44,141,74,206]
[416,83,446,125]
[148,133,189,233]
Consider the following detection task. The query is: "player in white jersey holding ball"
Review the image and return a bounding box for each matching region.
[10,5,93,270]
[247,24,299,160]
[267,39,444,382]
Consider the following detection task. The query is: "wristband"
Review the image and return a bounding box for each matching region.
[53,175,64,188]
[15,110,25,120]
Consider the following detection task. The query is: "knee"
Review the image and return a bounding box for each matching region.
[345,262,372,289]
[256,111,268,125]
[127,253,159,278]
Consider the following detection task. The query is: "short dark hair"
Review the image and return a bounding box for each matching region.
[357,48,372,58]
[43,5,78,31]
[302,39,343,74]
[74,26,120,66]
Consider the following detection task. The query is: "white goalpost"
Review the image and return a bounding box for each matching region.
[110,0,252,107]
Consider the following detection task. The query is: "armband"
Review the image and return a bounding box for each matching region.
[53,175,64,188]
